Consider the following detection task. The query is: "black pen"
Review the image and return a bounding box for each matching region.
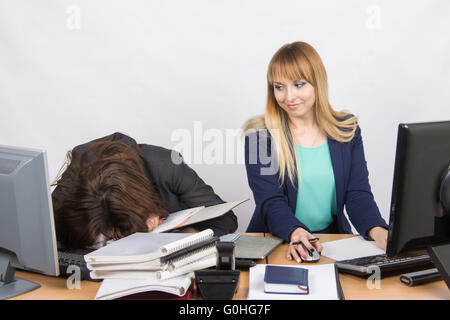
[291,238,320,245]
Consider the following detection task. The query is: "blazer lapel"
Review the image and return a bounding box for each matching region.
[328,138,344,214]
[286,171,298,210]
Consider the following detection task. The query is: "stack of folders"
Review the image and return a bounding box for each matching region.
[84,229,218,299]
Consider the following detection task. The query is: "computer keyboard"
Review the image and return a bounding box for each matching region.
[335,254,434,277]
[58,251,100,282]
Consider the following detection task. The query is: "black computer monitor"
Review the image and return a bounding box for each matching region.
[386,121,450,258]
[0,145,59,299]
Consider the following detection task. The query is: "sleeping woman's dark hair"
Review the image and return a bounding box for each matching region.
[52,141,169,249]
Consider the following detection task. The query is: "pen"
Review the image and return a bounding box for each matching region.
[291,238,320,245]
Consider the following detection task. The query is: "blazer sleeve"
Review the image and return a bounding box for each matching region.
[168,152,238,236]
[245,131,309,242]
[345,126,388,238]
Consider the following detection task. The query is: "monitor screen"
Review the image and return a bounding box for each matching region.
[386,121,450,257]
[0,145,59,298]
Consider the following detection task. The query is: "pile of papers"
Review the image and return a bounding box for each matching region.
[85,229,218,300]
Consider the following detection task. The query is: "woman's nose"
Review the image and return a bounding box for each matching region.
[286,86,296,102]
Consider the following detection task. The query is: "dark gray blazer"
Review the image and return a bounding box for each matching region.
[52,132,238,236]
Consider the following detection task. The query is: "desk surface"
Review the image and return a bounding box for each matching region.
[266,234,450,300]
[11,233,450,300]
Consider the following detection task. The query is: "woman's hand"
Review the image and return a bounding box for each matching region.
[368,226,388,251]
[176,226,199,233]
[146,214,163,231]
[287,227,323,263]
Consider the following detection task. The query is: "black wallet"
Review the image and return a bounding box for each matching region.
[400,268,441,286]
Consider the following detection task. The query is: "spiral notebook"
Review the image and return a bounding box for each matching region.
[85,229,217,279]
[89,247,217,280]
[85,229,218,281]
[85,229,215,265]
[90,254,217,280]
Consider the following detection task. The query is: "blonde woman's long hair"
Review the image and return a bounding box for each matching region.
[243,41,358,186]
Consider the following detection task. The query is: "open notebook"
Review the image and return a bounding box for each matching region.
[152,199,248,233]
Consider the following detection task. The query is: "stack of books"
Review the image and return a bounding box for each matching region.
[84,229,218,300]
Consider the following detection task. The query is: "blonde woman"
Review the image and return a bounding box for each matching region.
[243,42,388,263]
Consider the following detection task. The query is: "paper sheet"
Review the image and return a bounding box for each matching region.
[248,264,339,300]
[320,236,385,261]
[152,207,203,233]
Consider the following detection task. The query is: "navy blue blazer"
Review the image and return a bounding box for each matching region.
[244,126,388,242]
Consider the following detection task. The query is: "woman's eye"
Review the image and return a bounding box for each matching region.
[295,82,306,88]
[274,85,283,90]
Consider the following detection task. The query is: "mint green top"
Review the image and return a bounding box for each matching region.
[295,141,337,232]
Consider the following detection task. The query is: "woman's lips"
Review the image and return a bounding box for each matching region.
[287,103,302,110]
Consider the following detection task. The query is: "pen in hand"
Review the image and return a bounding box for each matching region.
[291,238,320,245]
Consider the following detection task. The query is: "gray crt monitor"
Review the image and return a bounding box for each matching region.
[0,145,59,299]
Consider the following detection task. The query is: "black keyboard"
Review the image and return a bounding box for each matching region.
[335,254,434,277]
[58,251,100,282]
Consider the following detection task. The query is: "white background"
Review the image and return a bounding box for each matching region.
[1,0,449,232]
